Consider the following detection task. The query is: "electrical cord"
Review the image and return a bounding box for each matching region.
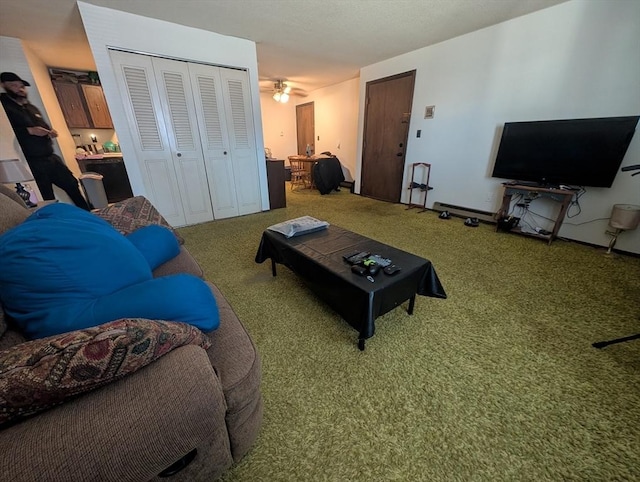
[507,193,524,217]
[566,187,585,218]
[516,186,586,226]
[527,208,554,223]
[563,217,610,226]
[512,203,542,234]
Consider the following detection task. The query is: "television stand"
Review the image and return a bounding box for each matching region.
[495,183,575,245]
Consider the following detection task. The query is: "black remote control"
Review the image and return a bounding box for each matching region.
[343,251,371,264]
[383,264,401,275]
[351,265,367,275]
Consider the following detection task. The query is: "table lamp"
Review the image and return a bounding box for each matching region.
[606,203,640,254]
[0,158,36,207]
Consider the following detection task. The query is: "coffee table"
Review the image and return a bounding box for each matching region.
[255,224,447,349]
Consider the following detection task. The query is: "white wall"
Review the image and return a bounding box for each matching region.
[304,79,359,182]
[261,78,360,181]
[77,1,269,209]
[0,38,30,166]
[260,92,297,162]
[357,0,640,253]
[0,35,77,204]
[0,102,32,195]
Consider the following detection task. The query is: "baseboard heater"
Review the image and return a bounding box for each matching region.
[432,202,496,223]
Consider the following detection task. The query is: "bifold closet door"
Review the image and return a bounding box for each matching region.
[188,64,261,218]
[151,57,214,224]
[110,50,261,224]
[109,50,214,226]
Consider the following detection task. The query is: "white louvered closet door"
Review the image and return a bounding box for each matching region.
[110,50,261,225]
[188,63,239,219]
[150,57,214,225]
[218,68,261,216]
[109,50,188,227]
[189,64,261,218]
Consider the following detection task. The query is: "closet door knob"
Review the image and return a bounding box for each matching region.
[177,152,182,157]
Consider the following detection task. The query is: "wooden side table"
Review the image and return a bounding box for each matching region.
[496,183,575,245]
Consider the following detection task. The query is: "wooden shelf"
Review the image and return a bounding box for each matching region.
[508,227,551,241]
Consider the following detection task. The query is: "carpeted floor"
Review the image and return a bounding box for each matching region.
[178,186,640,481]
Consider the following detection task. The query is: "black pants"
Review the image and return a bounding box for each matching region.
[27,154,90,210]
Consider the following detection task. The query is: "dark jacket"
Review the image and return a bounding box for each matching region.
[1,93,54,158]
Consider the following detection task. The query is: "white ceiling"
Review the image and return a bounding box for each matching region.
[0,0,568,94]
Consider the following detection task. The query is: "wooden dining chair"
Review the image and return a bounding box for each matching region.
[288,157,311,190]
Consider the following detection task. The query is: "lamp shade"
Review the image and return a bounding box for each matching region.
[0,158,34,183]
[609,204,640,230]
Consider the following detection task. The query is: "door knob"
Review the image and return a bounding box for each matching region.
[224,151,228,155]
[396,152,403,157]
[177,153,182,157]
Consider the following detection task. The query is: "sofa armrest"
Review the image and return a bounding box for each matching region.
[93,196,184,244]
[0,345,234,481]
[0,319,210,427]
[152,246,205,279]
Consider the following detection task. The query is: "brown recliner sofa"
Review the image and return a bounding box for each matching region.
[0,184,262,481]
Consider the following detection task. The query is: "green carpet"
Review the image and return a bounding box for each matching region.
[178,186,640,481]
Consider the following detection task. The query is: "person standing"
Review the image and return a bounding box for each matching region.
[0,72,90,210]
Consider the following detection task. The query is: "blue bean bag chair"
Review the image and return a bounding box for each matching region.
[0,203,219,339]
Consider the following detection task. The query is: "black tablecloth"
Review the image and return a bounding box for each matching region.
[255,225,446,341]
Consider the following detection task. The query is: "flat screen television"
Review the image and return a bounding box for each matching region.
[491,116,639,188]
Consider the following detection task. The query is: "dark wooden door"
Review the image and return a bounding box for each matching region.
[361,71,416,202]
[296,102,315,155]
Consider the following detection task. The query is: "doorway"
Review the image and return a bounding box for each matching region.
[296,102,315,156]
[360,70,416,203]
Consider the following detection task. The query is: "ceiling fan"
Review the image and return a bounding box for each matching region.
[259,79,307,102]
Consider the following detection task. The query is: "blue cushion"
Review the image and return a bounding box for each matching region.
[126,224,180,270]
[0,203,217,339]
[78,274,219,332]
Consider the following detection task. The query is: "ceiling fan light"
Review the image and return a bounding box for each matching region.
[284,85,292,94]
[280,93,290,103]
[273,92,281,102]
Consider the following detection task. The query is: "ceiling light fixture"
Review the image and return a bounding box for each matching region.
[272,80,291,103]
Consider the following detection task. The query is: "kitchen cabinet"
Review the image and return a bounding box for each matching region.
[81,84,113,128]
[78,155,133,203]
[53,81,90,128]
[52,81,113,129]
[266,159,286,209]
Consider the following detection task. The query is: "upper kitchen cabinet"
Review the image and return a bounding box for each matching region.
[53,81,90,128]
[81,84,113,128]
[50,68,113,129]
